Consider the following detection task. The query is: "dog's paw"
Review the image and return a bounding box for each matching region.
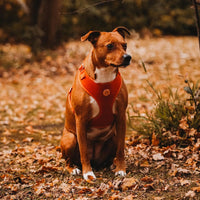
[83,171,96,181]
[71,168,81,175]
[115,170,126,177]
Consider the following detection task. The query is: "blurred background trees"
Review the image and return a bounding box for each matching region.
[27,0,61,48]
[0,0,197,50]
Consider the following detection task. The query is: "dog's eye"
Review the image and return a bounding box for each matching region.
[106,43,114,50]
[122,43,127,50]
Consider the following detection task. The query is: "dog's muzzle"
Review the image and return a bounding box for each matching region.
[110,54,132,68]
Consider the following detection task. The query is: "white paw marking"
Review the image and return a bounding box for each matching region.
[115,170,126,177]
[71,168,81,175]
[83,171,96,180]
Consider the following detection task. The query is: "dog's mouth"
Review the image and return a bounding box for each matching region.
[110,63,130,68]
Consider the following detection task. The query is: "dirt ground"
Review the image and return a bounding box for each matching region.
[0,36,200,199]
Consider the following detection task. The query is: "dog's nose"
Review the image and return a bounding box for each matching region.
[123,54,131,64]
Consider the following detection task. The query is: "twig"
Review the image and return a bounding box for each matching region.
[60,0,119,15]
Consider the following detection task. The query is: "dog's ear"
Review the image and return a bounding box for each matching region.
[112,26,130,38]
[81,31,100,45]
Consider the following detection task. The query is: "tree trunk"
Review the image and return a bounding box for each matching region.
[38,0,61,47]
[28,0,61,48]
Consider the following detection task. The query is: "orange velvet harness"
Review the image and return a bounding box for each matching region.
[69,65,122,128]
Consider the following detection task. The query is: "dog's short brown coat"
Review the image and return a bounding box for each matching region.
[60,27,131,180]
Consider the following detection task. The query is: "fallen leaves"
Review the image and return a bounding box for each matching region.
[0,134,200,199]
[1,37,200,199]
[126,140,200,198]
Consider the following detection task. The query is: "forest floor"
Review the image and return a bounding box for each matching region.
[0,36,200,199]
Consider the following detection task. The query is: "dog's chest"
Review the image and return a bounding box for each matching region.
[88,67,117,139]
[94,67,117,84]
[90,67,117,118]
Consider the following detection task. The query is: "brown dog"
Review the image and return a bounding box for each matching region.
[60,27,131,181]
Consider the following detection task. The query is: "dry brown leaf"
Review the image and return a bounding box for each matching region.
[1,137,10,144]
[59,183,70,192]
[36,165,62,173]
[152,132,159,146]
[121,177,138,191]
[85,178,95,184]
[96,183,109,196]
[25,126,33,133]
[153,197,164,200]
[155,162,165,169]
[34,184,45,195]
[168,164,178,176]
[185,190,196,198]
[163,149,172,157]
[22,137,33,143]
[152,153,164,161]
[141,176,154,183]
[44,192,52,198]
[193,186,200,193]
[184,105,195,112]
[2,129,11,135]
[144,182,154,190]
[109,193,121,200]
[180,179,191,186]
[188,128,197,137]
[193,139,200,151]
[123,194,134,200]
[177,168,191,175]
[140,159,150,167]
[77,187,92,194]
[164,184,170,191]
[179,117,189,130]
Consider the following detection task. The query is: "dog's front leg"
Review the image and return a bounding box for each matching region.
[115,112,126,177]
[76,115,96,181]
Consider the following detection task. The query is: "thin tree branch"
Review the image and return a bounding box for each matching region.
[60,0,120,15]
[192,0,200,50]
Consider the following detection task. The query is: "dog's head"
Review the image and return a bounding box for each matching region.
[81,27,131,68]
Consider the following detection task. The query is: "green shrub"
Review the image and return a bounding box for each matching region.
[128,79,200,147]
[184,79,200,131]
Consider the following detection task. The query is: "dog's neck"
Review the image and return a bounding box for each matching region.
[83,50,118,83]
[94,67,117,83]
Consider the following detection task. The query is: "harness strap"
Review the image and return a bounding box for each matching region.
[68,65,122,128]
